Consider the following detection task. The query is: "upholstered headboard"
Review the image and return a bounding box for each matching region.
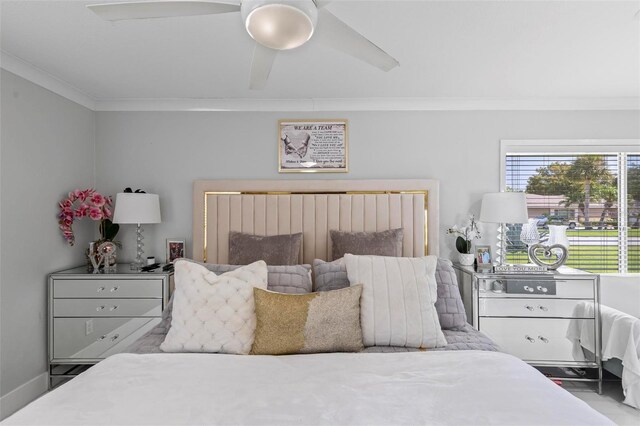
[193,179,439,264]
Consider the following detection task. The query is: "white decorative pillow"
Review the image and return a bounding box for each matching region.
[160,259,268,355]
[344,254,447,349]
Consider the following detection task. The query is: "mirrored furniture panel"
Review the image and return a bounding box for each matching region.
[49,265,172,388]
[453,264,601,393]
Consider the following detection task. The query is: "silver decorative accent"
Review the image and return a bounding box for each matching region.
[525,335,535,343]
[538,336,549,343]
[528,243,568,270]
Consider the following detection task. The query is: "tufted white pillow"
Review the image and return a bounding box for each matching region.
[160,259,268,355]
[344,254,447,349]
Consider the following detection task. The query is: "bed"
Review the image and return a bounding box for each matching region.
[2,179,612,425]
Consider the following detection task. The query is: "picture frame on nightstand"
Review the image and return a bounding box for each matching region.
[476,245,492,272]
[166,238,186,263]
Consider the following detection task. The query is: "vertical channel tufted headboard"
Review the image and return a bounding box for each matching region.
[193,180,439,264]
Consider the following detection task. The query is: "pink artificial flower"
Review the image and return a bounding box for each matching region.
[61,199,73,209]
[63,217,73,226]
[75,203,89,218]
[90,193,106,207]
[105,196,113,205]
[103,206,112,219]
[89,207,103,221]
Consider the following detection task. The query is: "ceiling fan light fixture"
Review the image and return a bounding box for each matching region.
[243,1,317,50]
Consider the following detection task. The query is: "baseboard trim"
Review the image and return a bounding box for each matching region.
[0,372,48,421]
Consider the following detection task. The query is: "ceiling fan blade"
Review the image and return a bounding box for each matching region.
[88,1,240,21]
[314,8,399,72]
[314,0,332,8]
[249,43,278,90]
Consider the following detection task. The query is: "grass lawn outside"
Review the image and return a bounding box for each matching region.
[507,244,640,273]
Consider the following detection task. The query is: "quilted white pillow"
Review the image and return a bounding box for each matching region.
[160,259,268,355]
[344,254,447,349]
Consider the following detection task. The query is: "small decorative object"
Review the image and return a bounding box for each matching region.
[479,192,529,265]
[279,119,348,173]
[548,225,570,255]
[447,215,481,266]
[113,191,161,271]
[520,218,541,246]
[166,239,186,263]
[528,243,568,270]
[57,189,118,246]
[476,245,492,272]
[89,242,117,273]
[494,264,548,274]
[147,256,156,265]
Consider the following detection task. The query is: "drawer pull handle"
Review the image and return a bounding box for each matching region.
[536,286,548,293]
[97,286,105,292]
[525,305,534,311]
[538,336,549,343]
[110,305,119,311]
[525,335,536,343]
[523,286,534,293]
[110,334,119,341]
[539,306,549,312]
[110,286,119,292]
[97,335,106,341]
[96,306,105,311]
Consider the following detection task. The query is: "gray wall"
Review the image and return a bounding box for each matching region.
[0,71,95,401]
[95,110,640,263]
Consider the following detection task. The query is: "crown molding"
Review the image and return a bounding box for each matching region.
[2,52,638,112]
[1,51,96,110]
[94,97,640,112]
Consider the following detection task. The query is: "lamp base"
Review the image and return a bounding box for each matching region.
[130,223,145,270]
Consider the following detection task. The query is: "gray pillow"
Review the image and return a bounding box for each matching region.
[329,228,403,261]
[312,257,467,330]
[228,232,302,265]
[204,262,312,294]
[313,258,348,292]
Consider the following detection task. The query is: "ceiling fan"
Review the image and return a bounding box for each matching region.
[87,0,399,89]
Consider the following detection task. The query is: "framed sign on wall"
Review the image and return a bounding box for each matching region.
[278,119,348,173]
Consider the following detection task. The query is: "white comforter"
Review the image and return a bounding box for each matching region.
[4,351,610,426]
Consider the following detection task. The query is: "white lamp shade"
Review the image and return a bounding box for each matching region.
[113,193,161,224]
[479,192,528,224]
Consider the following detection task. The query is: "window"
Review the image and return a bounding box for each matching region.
[501,140,640,274]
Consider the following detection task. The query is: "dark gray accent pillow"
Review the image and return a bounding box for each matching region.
[329,228,403,261]
[312,257,467,330]
[228,232,303,265]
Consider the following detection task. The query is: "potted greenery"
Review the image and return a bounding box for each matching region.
[447,215,481,266]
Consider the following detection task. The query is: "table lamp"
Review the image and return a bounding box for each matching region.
[113,192,161,270]
[479,192,528,265]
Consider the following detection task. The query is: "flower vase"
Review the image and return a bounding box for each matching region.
[548,225,570,256]
[458,253,475,266]
[520,218,541,246]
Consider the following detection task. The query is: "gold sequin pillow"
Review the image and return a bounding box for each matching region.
[251,285,364,355]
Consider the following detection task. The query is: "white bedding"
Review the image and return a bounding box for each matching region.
[4,351,610,425]
[567,302,640,409]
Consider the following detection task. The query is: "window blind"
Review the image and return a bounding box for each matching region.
[504,154,634,274]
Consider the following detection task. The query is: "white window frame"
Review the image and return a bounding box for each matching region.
[500,139,640,274]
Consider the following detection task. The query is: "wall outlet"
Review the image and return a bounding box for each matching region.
[85,319,93,335]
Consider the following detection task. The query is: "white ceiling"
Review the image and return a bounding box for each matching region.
[1,0,639,103]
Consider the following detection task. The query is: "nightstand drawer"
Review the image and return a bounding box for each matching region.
[54,298,162,317]
[53,279,162,298]
[479,298,594,318]
[53,317,160,360]
[479,317,595,363]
